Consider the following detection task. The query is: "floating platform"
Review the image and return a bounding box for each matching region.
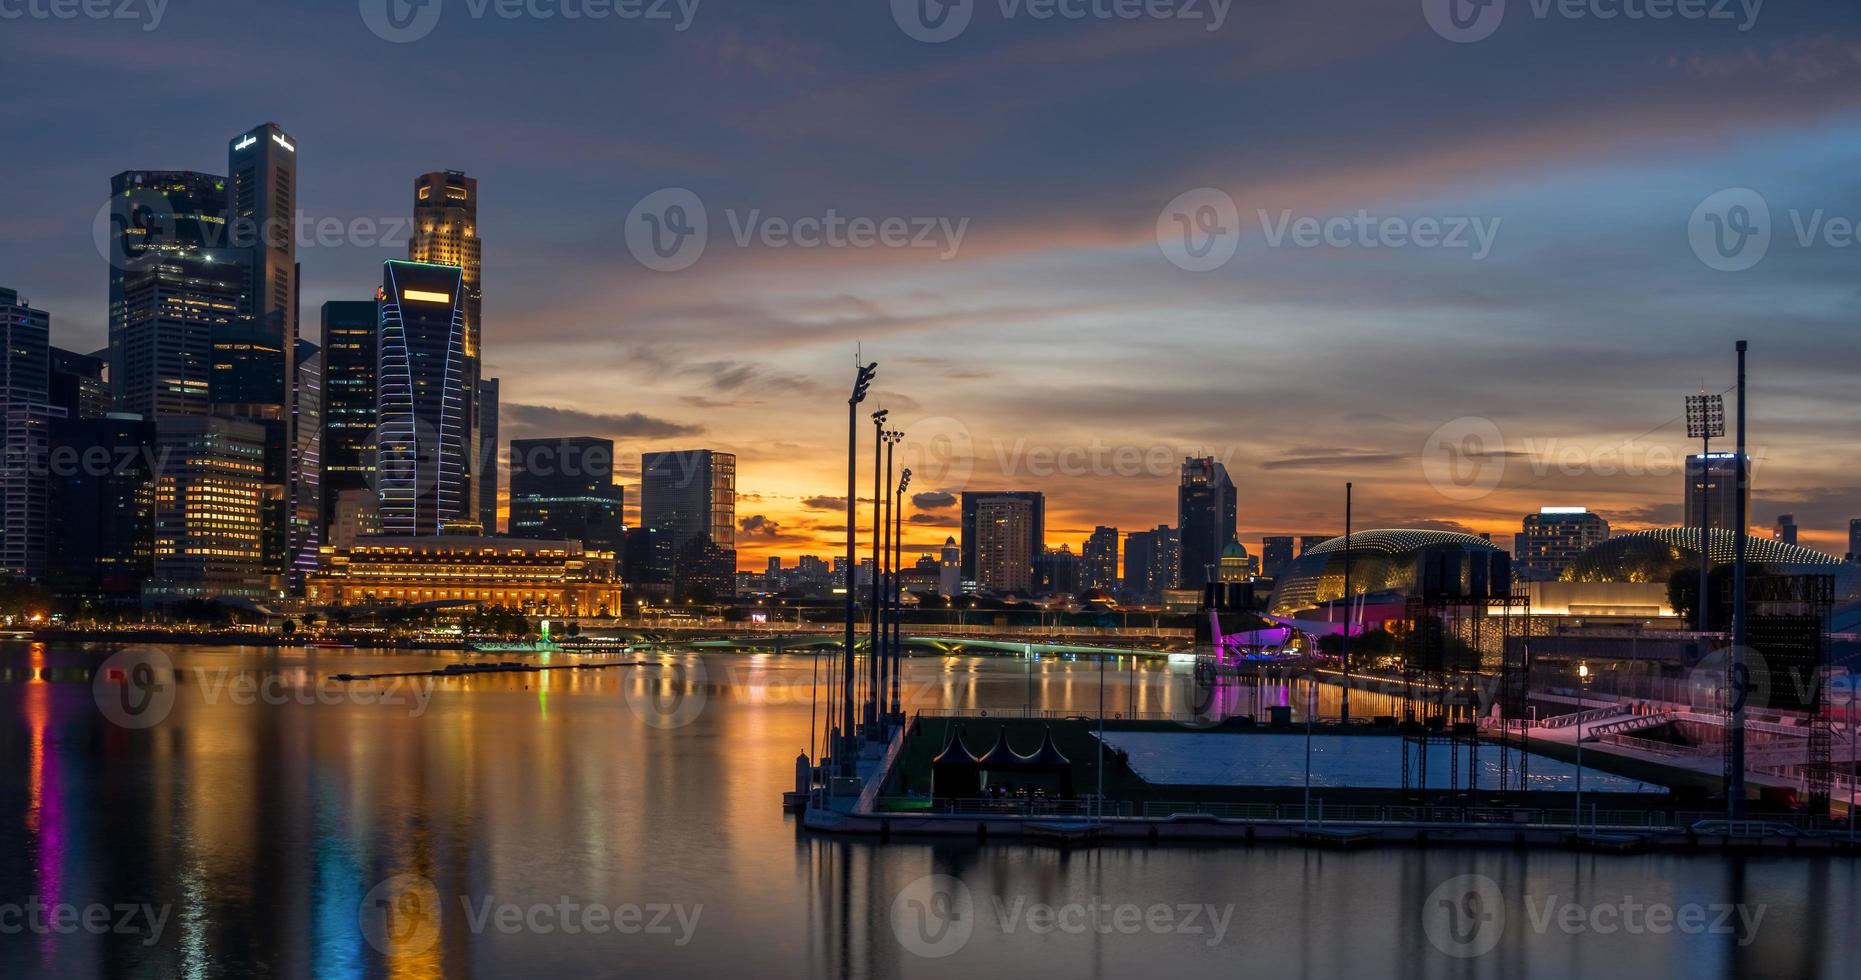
[1296,827,1380,849]
[332,661,642,682]
[1567,832,1651,854]
[1025,821,1108,847]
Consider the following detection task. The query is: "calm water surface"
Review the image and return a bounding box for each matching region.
[0,643,1852,978]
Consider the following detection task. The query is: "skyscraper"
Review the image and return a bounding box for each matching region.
[376,261,469,536]
[0,288,55,579]
[410,172,487,528]
[640,450,736,598]
[319,300,378,537]
[1772,513,1797,546]
[972,494,1038,594]
[145,415,268,600]
[226,122,298,409]
[1081,525,1119,590]
[1261,535,1295,579]
[106,170,241,418]
[1122,525,1179,602]
[478,376,500,532]
[1684,452,1749,534]
[1177,457,1238,590]
[1299,535,1328,555]
[1514,507,1609,582]
[509,437,625,552]
[289,339,322,586]
[960,491,1044,588]
[1849,519,1861,562]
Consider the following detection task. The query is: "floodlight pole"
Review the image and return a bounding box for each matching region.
[868,409,889,737]
[842,363,876,777]
[891,463,910,722]
[1341,482,1352,725]
[1729,341,1748,820]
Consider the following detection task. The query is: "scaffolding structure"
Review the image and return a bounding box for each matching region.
[1399,548,1532,803]
[1729,572,1835,815]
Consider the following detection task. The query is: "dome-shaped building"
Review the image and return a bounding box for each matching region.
[1268,529,1503,615]
[1561,528,1860,603]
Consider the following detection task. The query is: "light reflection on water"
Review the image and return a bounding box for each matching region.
[0,643,1850,979]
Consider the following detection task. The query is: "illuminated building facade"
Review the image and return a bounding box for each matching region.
[377,261,468,536]
[960,491,1043,588]
[973,494,1037,594]
[1514,506,1610,582]
[225,122,297,410]
[410,172,489,529]
[106,170,241,418]
[49,347,109,420]
[1081,525,1118,590]
[308,536,623,616]
[1178,456,1237,590]
[1122,525,1178,601]
[1684,452,1749,534]
[641,450,736,598]
[144,415,268,600]
[289,339,322,587]
[510,437,625,552]
[319,300,378,534]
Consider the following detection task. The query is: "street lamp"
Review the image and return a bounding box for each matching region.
[1577,661,1591,833]
[1685,392,1725,633]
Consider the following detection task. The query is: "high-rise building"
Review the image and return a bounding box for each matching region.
[377,261,469,536]
[1033,546,1081,596]
[1299,535,1328,555]
[972,494,1038,594]
[960,491,1044,588]
[410,172,486,528]
[49,348,109,420]
[623,526,676,601]
[509,437,626,553]
[327,488,383,550]
[0,288,55,579]
[1514,507,1610,582]
[478,377,500,532]
[106,170,241,418]
[641,450,736,599]
[1262,535,1295,579]
[48,415,157,597]
[145,415,268,599]
[319,301,378,536]
[289,339,322,587]
[1849,519,1861,562]
[1772,513,1798,546]
[1177,457,1237,590]
[1684,452,1749,534]
[1122,525,1179,602]
[1081,526,1119,591]
[225,122,297,412]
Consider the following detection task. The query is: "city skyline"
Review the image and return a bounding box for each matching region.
[5,4,1860,569]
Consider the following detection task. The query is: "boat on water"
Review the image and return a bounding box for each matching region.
[469,640,559,654]
[305,639,356,649]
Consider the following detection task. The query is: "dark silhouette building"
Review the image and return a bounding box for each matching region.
[1177,457,1237,590]
[509,437,625,553]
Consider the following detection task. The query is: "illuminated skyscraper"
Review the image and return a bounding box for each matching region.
[641,450,736,598]
[106,170,241,417]
[960,491,1043,588]
[224,123,297,413]
[972,495,1038,594]
[376,261,468,536]
[1122,525,1179,601]
[145,415,268,599]
[1082,525,1119,590]
[319,300,378,535]
[289,339,322,586]
[1177,457,1237,590]
[410,172,489,528]
[1684,452,1749,534]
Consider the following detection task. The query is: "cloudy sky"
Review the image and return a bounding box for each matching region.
[4,0,1860,564]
